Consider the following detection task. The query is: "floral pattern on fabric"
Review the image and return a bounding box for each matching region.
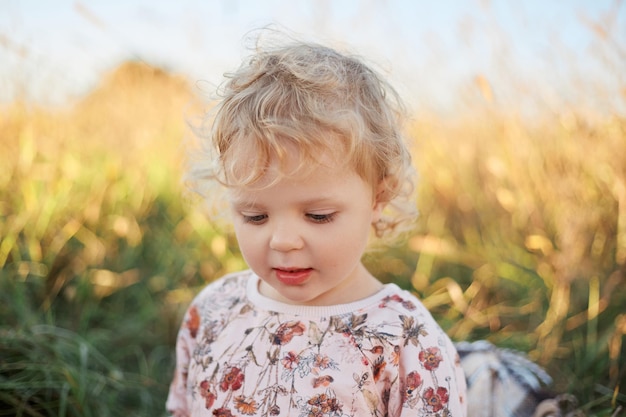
[167,271,467,417]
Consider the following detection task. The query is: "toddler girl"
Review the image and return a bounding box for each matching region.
[167,35,467,417]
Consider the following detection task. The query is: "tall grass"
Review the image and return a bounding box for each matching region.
[1,58,625,417]
[406,111,626,413]
[0,63,245,416]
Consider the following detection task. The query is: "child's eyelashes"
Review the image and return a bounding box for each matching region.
[306,213,336,224]
[242,214,268,224]
[240,212,336,225]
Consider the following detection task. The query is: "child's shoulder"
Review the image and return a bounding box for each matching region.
[373,283,428,316]
[364,284,450,335]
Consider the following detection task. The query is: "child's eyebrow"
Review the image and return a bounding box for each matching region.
[297,197,338,207]
[230,200,266,211]
[231,196,340,210]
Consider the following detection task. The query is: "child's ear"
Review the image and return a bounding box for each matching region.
[372,200,385,223]
[372,176,395,222]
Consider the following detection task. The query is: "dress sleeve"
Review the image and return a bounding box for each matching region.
[391,322,467,417]
[166,304,200,417]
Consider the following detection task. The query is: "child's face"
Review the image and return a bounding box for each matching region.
[229,155,384,306]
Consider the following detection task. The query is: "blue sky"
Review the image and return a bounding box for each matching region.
[1,0,623,111]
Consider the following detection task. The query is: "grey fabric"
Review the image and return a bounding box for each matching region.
[455,341,584,417]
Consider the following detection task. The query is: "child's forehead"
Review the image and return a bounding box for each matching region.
[233,139,348,174]
[228,144,371,194]
[245,154,351,188]
[227,158,370,206]
[222,131,379,193]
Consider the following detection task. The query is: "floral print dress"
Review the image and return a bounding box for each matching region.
[167,270,467,417]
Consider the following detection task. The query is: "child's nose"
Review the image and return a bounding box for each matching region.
[269,222,304,252]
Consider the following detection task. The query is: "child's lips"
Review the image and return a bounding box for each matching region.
[273,267,313,285]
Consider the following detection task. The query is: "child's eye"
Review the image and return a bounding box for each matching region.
[242,214,268,224]
[306,213,336,224]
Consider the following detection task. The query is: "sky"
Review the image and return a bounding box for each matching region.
[1,0,624,112]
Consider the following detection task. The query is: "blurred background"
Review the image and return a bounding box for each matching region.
[1,1,625,416]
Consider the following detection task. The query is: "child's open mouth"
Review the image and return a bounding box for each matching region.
[273,268,313,285]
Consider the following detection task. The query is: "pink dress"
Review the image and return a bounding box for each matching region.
[167,270,467,417]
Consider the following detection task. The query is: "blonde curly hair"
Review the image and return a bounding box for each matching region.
[188,34,416,239]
